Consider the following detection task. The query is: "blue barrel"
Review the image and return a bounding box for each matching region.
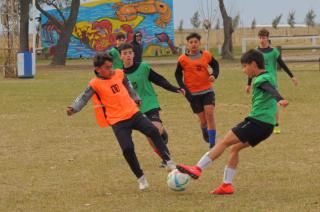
[17,51,35,78]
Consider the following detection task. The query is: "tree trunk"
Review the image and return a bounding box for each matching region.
[36,0,80,66]
[218,0,234,59]
[19,0,30,51]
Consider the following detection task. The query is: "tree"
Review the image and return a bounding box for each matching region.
[36,0,80,66]
[218,0,234,59]
[198,0,217,50]
[215,18,220,30]
[305,9,316,27]
[178,19,184,46]
[251,18,256,29]
[19,0,31,51]
[272,14,282,29]
[287,10,296,28]
[190,11,201,29]
[232,14,240,29]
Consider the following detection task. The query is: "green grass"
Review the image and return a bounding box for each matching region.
[0,62,320,211]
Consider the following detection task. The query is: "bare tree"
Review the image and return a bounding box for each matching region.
[215,18,220,30]
[190,11,201,29]
[251,18,256,29]
[287,10,296,28]
[199,0,217,50]
[178,19,184,46]
[305,9,316,27]
[272,14,282,29]
[232,14,240,30]
[36,0,80,66]
[218,0,233,59]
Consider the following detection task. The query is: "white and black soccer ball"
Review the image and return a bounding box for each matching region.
[167,169,190,191]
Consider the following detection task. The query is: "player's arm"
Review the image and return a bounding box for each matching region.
[67,86,95,115]
[175,62,192,101]
[208,57,219,80]
[277,56,298,86]
[258,81,289,107]
[123,76,141,105]
[149,68,183,93]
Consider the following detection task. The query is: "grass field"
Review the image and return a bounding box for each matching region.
[1,60,320,211]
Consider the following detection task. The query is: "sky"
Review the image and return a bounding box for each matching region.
[173,0,320,28]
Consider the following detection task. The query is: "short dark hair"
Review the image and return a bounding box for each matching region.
[93,53,113,67]
[240,49,265,69]
[118,43,134,53]
[186,32,201,41]
[116,32,126,40]
[258,28,269,37]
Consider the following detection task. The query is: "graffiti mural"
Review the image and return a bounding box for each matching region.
[41,0,175,58]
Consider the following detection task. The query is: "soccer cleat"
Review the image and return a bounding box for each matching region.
[209,183,234,195]
[176,164,202,179]
[138,175,149,190]
[273,126,281,134]
[165,160,176,172]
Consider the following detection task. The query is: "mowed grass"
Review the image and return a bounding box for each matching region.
[0,61,320,212]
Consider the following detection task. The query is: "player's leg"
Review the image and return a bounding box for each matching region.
[274,109,281,134]
[191,95,209,143]
[210,117,274,195]
[203,92,216,148]
[145,109,171,167]
[210,142,250,195]
[177,130,242,179]
[111,120,148,190]
[132,112,175,171]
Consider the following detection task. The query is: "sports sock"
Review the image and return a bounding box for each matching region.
[223,166,236,184]
[208,130,216,147]
[196,152,212,170]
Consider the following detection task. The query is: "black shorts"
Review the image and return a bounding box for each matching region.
[190,91,215,113]
[232,117,274,147]
[144,108,162,123]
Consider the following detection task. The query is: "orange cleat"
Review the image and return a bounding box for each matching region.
[209,183,234,195]
[176,164,202,179]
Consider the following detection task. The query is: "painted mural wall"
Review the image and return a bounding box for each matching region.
[41,0,175,58]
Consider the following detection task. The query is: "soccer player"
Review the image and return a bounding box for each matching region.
[119,43,185,168]
[176,49,289,195]
[246,28,298,134]
[175,32,219,148]
[108,32,126,69]
[66,53,176,190]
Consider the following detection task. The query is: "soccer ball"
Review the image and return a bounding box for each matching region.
[167,169,190,191]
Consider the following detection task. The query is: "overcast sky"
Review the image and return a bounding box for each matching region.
[173,0,320,28]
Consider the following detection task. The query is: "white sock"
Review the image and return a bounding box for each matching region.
[223,166,236,184]
[196,152,212,170]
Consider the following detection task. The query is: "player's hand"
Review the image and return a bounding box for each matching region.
[278,100,289,107]
[292,77,298,86]
[209,75,215,82]
[245,85,251,94]
[177,88,186,96]
[66,107,74,116]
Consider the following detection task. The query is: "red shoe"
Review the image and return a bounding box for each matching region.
[176,164,202,179]
[210,183,234,195]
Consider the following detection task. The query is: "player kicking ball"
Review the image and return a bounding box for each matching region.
[67,53,176,190]
[176,49,289,195]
